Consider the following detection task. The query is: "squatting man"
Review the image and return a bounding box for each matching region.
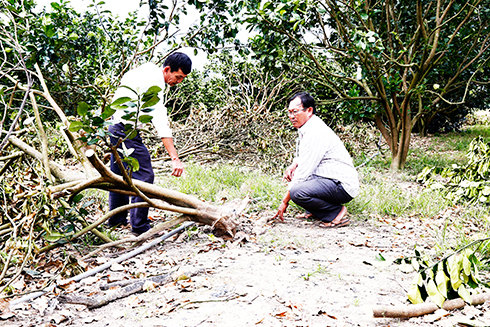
[107,52,191,235]
[273,92,359,228]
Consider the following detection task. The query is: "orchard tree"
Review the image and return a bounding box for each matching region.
[190,0,490,171]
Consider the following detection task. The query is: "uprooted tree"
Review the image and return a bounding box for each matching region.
[0,0,242,295]
[0,0,300,298]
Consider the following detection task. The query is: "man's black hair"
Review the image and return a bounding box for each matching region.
[164,52,192,75]
[289,91,316,114]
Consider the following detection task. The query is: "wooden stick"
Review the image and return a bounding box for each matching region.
[59,269,204,309]
[373,293,490,318]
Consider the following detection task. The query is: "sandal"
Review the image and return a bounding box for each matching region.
[317,218,350,229]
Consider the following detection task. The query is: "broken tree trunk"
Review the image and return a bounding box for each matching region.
[372,293,490,318]
[9,135,239,239]
[77,148,239,237]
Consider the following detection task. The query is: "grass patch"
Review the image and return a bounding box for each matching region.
[353,125,490,176]
[404,125,490,175]
[156,163,287,212]
[348,168,451,220]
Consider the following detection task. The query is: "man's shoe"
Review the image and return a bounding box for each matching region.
[131,225,151,236]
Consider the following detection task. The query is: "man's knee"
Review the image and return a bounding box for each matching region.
[290,185,307,202]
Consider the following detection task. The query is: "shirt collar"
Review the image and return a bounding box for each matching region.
[298,115,316,137]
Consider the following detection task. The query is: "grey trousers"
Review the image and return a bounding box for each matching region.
[290,176,353,222]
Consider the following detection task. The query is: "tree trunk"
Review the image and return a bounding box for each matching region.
[9,139,239,238]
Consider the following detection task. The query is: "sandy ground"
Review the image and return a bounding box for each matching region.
[2,211,490,327]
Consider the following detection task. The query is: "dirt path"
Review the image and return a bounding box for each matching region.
[3,212,490,326]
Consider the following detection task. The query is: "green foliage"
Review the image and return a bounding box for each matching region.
[418,136,490,205]
[192,0,490,170]
[68,84,161,172]
[398,243,488,307]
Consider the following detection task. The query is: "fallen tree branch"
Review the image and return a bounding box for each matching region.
[8,135,82,182]
[59,268,204,309]
[9,222,195,307]
[81,216,189,259]
[176,293,246,310]
[372,293,490,318]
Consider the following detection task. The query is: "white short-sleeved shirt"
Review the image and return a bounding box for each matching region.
[112,63,172,138]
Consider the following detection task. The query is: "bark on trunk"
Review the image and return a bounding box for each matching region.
[373,293,490,318]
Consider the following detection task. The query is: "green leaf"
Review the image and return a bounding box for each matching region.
[44,231,66,242]
[457,285,472,303]
[427,279,445,307]
[275,3,286,12]
[123,156,140,172]
[77,102,89,116]
[122,112,136,121]
[407,274,424,304]
[72,193,84,203]
[141,94,160,109]
[411,257,420,271]
[435,264,449,298]
[144,85,162,96]
[138,115,153,124]
[463,255,472,276]
[375,253,386,261]
[127,129,137,139]
[68,32,79,40]
[87,138,98,145]
[119,85,137,95]
[45,25,55,37]
[101,106,116,120]
[111,96,132,107]
[68,121,84,132]
[293,20,301,31]
[448,255,463,290]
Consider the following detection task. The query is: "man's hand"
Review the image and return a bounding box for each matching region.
[273,191,291,222]
[272,201,289,222]
[171,158,184,177]
[162,137,184,177]
[283,162,298,182]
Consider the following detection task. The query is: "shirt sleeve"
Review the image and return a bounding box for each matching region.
[150,89,172,138]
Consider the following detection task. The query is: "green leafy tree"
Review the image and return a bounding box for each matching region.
[191,0,490,171]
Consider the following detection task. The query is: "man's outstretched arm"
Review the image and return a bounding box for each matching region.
[273,191,291,221]
[161,137,184,177]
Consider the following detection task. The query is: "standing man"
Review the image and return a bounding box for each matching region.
[108,52,192,235]
[273,92,359,228]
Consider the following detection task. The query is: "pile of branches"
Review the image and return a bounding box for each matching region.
[150,66,299,174]
[0,68,240,301]
[168,104,296,173]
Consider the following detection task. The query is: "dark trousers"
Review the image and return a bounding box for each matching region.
[108,123,154,234]
[290,176,352,222]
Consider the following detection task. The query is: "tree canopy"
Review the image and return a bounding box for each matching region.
[188,0,490,170]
